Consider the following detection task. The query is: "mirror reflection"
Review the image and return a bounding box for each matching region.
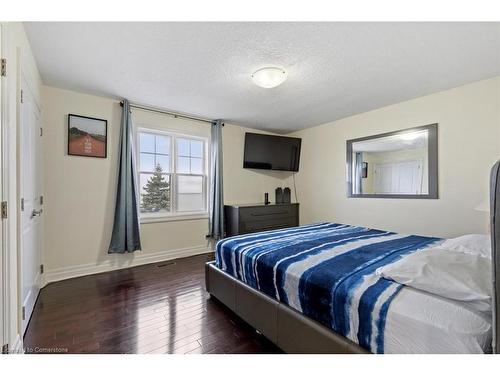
[347,125,437,198]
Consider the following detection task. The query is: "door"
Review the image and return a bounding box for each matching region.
[373,159,423,194]
[396,160,423,194]
[373,163,394,194]
[19,71,42,335]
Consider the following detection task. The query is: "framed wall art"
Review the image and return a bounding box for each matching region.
[68,114,107,158]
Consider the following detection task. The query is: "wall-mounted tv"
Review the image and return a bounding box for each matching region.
[243,133,302,172]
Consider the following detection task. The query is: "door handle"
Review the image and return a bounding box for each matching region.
[31,209,43,218]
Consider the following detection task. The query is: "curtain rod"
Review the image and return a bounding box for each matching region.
[120,101,215,125]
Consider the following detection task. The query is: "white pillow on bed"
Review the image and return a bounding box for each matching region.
[440,234,491,259]
[376,247,492,312]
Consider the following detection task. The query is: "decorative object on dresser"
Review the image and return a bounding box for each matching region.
[224,203,299,237]
[283,187,291,203]
[275,188,283,204]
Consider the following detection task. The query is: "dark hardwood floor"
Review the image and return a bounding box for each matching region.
[24,253,282,354]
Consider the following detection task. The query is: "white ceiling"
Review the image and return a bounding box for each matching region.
[24,22,500,133]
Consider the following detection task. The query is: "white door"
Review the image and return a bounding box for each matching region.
[395,160,423,194]
[373,159,423,194]
[19,72,42,335]
[373,163,394,194]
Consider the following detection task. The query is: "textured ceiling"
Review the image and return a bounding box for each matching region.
[24,22,500,133]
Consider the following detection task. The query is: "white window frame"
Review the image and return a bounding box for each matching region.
[136,127,209,223]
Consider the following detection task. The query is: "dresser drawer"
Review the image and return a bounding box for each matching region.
[224,203,299,237]
[240,216,298,234]
[239,204,298,222]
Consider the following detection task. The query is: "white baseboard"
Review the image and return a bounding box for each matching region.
[42,244,213,286]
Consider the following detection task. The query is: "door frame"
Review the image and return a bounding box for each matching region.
[17,52,42,337]
[0,22,5,353]
[0,22,15,354]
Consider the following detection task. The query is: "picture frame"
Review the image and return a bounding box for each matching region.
[362,162,368,178]
[68,114,107,158]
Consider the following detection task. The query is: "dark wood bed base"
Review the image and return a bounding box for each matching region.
[206,159,500,354]
[205,262,368,354]
[489,160,500,354]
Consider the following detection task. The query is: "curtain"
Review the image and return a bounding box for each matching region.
[354,152,363,194]
[108,99,142,253]
[208,120,224,241]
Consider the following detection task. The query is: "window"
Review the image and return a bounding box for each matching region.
[137,129,208,220]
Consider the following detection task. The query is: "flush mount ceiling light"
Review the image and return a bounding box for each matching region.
[251,67,288,88]
[399,130,426,141]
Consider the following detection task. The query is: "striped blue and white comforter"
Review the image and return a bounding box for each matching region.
[215,222,441,353]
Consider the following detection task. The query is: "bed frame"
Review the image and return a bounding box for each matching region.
[490,160,499,354]
[205,160,500,354]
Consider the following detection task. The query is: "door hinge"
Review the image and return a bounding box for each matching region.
[22,306,26,320]
[1,201,7,219]
[1,58,6,77]
[20,89,24,104]
[2,343,8,354]
[40,264,44,274]
[40,196,44,205]
[20,198,24,211]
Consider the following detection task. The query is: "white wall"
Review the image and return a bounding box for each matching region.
[1,22,42,353]
[291,77,500,238]
[41,85,293,282]
[39,77,500,282]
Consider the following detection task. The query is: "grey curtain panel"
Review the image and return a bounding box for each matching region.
[354,152,363,194]
[209,120,225,241]
[108,99,142,253]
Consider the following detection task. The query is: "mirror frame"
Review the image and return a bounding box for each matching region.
[346,123,438,199]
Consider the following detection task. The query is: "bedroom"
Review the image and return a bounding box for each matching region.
[1,0,500,373]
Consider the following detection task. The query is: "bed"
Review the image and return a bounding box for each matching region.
[205,160,500,354]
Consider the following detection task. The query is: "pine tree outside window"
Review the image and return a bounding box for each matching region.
[137,129,208,221]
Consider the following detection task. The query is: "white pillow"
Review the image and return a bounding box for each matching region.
[441,234,491,259]
[376,247,492,312]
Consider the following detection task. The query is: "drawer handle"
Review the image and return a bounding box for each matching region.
[248,224,289,231]
[251,211,288,217]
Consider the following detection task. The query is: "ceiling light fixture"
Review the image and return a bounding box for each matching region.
[251,67,288,88]
[399,131,425,141]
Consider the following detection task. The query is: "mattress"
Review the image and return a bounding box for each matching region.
[385,287,491,353]
[215,222,492,354]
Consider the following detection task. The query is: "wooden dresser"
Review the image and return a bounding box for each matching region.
[224,203,299,237]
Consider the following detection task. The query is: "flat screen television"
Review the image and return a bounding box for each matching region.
[243,132,302,172]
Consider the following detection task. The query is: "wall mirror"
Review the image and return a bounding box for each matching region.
[346,124,438,199]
